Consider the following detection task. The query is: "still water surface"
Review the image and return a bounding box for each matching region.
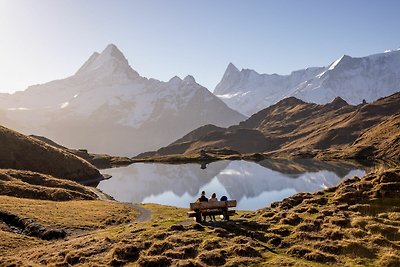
[99,159,366,210]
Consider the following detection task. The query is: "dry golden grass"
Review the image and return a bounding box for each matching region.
[0,125,100,182]
[0,167,399,266]
[0,195,138,260]
[0,196,137,232]
[0,169,98,201]
[344,114,400,161]
[253,167,400,266]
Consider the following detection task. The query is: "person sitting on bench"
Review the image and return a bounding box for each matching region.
[196,191,208,202]
[219,195,228,219]
[208,193,218,221]
[196,191,208,221]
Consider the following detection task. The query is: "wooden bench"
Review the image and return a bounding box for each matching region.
[188,200,237,223]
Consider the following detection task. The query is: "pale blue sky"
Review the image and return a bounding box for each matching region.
[0,0,399,93]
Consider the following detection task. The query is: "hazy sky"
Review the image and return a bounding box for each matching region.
[1,0,399,93]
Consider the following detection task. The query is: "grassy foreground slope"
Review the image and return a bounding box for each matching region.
[0,196,138,259]
[1,167,399,266]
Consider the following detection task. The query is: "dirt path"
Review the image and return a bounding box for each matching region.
[129,204,152,223]
[88,187,114,201]
[89,188,152,223]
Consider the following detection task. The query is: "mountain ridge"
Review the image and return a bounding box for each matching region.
[0,44,245,156]
[215,49,400,116]
[138,92,400,161]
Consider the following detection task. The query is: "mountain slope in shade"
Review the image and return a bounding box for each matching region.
[0,125,100,182]
[142,92,400,160]
[0,44,245,156]
[215,50,400,116]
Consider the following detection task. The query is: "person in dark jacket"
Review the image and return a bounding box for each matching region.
[196,191,208,221]
[197,191,208,202]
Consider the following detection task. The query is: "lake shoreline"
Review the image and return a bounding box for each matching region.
[98,158,368,211]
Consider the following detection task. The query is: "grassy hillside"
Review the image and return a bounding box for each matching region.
[0,169,98,201]
[30,135,133,169]
[0,125,100,182]
[137,92,400,163]
[319,114,400,162]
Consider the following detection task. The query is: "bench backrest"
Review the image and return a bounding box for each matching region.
[190,200,237,211]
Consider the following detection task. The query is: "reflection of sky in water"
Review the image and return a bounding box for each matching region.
[99,160,366,210]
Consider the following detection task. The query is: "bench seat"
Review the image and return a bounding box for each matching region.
[188,210,236,217]
[188,200,237,222]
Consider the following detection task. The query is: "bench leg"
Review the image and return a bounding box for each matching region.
[222,209,229,220]
[195,213,202,223]
[225,213,230,221]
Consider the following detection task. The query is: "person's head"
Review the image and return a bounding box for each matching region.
[211,193,216,198]
[201,191,205,196]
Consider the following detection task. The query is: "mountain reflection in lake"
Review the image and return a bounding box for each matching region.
[98,159,366,210]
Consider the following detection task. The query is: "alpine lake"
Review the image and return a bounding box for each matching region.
[97,159,370,210]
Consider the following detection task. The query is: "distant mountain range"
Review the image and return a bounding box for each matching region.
[0,44,245,156]
[214,49,400,116]
[1,45,399,157]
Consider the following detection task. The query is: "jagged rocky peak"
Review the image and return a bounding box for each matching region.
[331,96,349,106]
[168,75,182,84]
[214,63,241,95]
[101,44,127,60]
[320,96,350,111]
[75,43,138,77]
[327,54,354,71]
[276,96,306,107]
[183,75,196,83]
[225,62,240,76]
[215,49,400,116]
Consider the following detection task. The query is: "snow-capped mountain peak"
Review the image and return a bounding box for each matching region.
[75,43,138,78]
[0,44,245,156]
[215,50,400,116]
